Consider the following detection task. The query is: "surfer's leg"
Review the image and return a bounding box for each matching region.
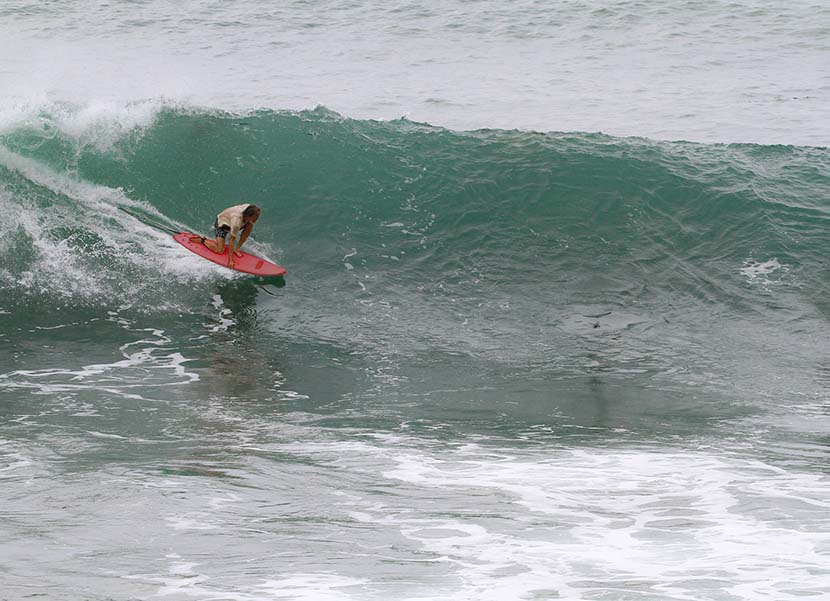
[203,222,229,253]
[205,236,225,254]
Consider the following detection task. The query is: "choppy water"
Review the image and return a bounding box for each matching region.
[3,0,830,144]
[1,2,830,600]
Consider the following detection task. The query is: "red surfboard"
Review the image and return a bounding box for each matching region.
[173,232,287,277]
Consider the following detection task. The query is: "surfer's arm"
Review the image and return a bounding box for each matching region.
[235,223,253,255]
[226,233,237,267]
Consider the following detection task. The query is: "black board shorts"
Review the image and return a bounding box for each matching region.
[213,219,231,240]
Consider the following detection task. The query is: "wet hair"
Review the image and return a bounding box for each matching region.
[243,204,261,219]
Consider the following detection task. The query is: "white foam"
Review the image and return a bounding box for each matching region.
[164,514,219,531]
[0,97,165,151]
[0,145,219,302]
[0,317,198,398]
[0,179,105,298]
[207,294,236,332]
[51,99,163,151]
[124,555,366,600]
[740,258,787,285]
[86,431,128,440]
[361,444,830,600]
[0,451,33,479]
[256,574,367,601]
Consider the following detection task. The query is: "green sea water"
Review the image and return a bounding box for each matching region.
[5,0,830,597]
[1,107,830,599]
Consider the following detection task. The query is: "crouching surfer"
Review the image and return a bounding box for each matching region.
[191,204,261,269]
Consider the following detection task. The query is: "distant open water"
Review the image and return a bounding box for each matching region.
[2,0,830,144]
[1,2,830,601]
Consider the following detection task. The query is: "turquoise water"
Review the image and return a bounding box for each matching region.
[2,2,830,600]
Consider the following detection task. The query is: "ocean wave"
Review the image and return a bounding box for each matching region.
[1,103,828,380]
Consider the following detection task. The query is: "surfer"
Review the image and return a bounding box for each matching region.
[191,204,261,269]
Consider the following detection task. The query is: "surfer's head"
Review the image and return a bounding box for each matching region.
[244,204,261,224]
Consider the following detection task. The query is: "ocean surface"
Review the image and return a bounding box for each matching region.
[1,2,830,600]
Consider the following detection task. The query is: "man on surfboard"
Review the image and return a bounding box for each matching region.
[191,204,261,269]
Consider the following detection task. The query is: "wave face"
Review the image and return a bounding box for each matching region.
[2,106,829,356]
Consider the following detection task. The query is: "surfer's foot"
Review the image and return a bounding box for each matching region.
[189,235,206,245]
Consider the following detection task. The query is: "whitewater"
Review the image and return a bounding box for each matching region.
[1,2,830,600]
